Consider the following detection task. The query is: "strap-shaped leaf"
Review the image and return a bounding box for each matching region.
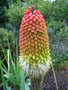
[20,72,25,90]
[1,69,7,90]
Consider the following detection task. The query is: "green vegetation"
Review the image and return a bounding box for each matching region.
[0,0,8,27]
[0,28,16,58]
[7,1,27,29]
[0,44,30,90]
[0,0,68,90]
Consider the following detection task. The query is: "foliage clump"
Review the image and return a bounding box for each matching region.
[0,28,15,57]
[7,1,27,29]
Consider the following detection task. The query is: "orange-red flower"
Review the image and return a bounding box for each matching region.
[19,6,51,77]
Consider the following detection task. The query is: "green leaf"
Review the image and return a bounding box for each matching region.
[20,72,25,90]
[7,86,11,90]
[25,83,30,90]
[16,40,18,67]
[25,79,31,86]
[1,70,7,90]
[2,68,8,75]
[4,74,9,79]
[2,62,8,72]
[9,54,16,74]
[7,75,17,86]
[7,42,16,75]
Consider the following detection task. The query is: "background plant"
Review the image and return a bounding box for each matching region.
[0,43,30,90]
[0,0,8,27]
[7,1,27,30]
[0,28,16,59]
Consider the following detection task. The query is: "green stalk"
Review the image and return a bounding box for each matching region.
[51,63,59,90]
[41,76,44,90]
[31,77,42,90]
[7,49,9,76]
[16,39,18,67]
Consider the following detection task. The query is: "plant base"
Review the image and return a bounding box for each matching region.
[30,77,42,90]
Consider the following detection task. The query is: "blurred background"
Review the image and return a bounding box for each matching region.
[0,0,68,90]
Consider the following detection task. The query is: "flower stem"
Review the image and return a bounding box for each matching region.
[51,63,59,90]
[31,77,42,90]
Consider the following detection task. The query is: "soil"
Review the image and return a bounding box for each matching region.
[43,65,68,90]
